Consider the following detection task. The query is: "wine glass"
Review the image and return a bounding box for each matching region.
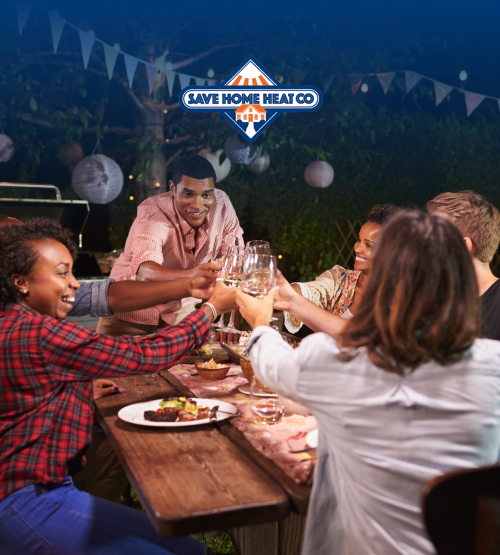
[210,234,236,264]
[249,377,285,425]
[210,235,236,329]
[241,254,277,300]
[217,247,245,334]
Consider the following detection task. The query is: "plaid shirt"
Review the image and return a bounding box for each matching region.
[0,303,210,501]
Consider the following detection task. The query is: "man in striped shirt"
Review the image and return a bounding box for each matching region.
[98,154,244,336]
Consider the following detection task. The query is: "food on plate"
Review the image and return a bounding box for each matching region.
[201,358,226,369]
[143,397,212,422]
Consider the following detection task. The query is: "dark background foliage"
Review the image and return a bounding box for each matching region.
[1,0,500,280]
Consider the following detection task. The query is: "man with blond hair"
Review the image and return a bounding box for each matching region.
[427,190,500,340]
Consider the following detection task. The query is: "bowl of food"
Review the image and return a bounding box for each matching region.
[194,359,230,380]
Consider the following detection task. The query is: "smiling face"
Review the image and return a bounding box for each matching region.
[353,221,381,273]
[170,176,215,229]
[13,238,80,319]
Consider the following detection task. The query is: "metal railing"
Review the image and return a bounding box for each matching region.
[0,183,61,200]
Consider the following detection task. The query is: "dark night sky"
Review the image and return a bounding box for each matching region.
[6,0,500,96]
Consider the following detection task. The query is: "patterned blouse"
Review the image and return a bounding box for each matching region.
[284,265,361,333]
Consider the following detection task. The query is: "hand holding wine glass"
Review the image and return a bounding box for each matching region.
[235,286,279,329]
[217,247,245,334]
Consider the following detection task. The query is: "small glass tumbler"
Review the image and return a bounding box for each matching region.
[249,377,285,425]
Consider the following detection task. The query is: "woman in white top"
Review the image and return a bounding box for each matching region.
[236,210,500,555]
[282,204,398,337]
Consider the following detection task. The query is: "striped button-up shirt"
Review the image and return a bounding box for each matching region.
[110,189,244,325]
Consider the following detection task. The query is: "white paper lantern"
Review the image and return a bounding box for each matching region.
[248,151,270,173]
[305,161,334,188]
[0,134,15,163]
[58,143,84,167]
[224,133,258,165]
[72,155,124,204]
[198,149,231,182]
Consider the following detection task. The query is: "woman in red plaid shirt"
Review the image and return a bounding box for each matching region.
[0,219,235,555]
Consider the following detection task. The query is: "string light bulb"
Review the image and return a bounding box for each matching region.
[155,182,161,188]
[166,62,173,70]
[165,139,169,143]
[459,70,468,81]
[361,83,369,93]
[207,69,215,78]
[129,175,133,179]
[278,255,283,259]
[163,109,168,114]
[129,196,134,201]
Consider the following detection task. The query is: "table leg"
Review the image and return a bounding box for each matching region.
[228,513,306,555]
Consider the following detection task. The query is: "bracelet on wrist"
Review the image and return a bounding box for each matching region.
[202,302,217,322]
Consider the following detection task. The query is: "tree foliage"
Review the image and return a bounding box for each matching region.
[1,6,500,279]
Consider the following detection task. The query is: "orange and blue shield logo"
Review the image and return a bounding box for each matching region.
[179,56,323,143]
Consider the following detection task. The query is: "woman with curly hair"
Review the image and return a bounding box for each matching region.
[237,210,500,555]
[0,218,235,555]
[281,204,398,336]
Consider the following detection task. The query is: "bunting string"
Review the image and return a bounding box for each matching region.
[15,1,215,96]
[349,70,497,118]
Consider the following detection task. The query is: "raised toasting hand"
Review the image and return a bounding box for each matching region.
[236,287,279,329]
[272,270,300,312]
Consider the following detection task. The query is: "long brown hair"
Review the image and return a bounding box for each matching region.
[337,210,481,374]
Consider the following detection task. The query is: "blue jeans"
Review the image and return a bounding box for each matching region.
[0,478,207,555]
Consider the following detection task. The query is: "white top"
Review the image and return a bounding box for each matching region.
[247,327,500,555]
[341,308,353,319]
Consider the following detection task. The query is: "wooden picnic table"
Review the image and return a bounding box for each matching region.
[94,352,311,555]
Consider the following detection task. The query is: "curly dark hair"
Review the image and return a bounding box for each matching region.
[366,204,399,226]
[0,218,77,307]
[171,154,217,189]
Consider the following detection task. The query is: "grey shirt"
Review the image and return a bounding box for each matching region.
[68,279,114,318]
[247,327,500,555]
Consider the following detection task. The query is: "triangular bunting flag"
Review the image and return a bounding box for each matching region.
[166,70,176,96]
[103,43,120,80]
[349,74,364,95]
[195,77,206,86]
[405,71,423,94]
[78,30,95,70]
[464,91,486,117]
[178,74,192,90]
[377,72,395,95]
[207,79,217,86]
[48,11,66,54]
[293,68,308,86]
[16,1,33,35]
[123,54,139,89]
[434,81,454,106]
[145,64,157,95]
[322,74,335,94]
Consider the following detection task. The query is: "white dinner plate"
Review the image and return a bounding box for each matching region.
[306,429,319,449]
[118,398,237,427]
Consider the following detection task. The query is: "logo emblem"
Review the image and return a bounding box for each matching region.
[179,56,323,143]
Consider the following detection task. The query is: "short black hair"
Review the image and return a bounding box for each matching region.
[171,154,217,189]
[366,204,399,226]
[0,218,77,307]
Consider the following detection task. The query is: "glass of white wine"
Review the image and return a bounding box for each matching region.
[210,235,236,329]
[241,254,277,300]
[249,377,285,425]
[217,247,245,334]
